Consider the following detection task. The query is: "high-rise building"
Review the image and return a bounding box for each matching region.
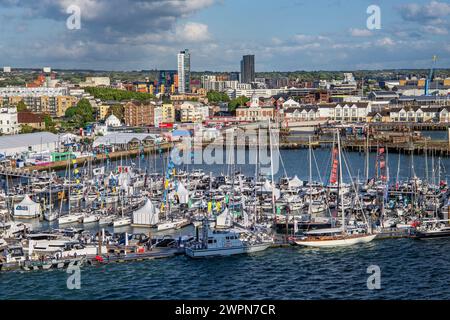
[177,49,191,93]
[240,55,255,84]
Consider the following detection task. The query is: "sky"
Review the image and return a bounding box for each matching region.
[0,0,449,71]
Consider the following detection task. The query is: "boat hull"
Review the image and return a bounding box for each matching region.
[113,218,132,227]
[416,230,450,239]
[58,215,82,225]
[185,243,270,258]
[294,234,377,247]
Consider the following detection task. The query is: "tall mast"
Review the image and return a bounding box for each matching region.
[425,141,429,182]
[396,152,401,187]
[254,126,258,223]
[365,129,369,183]
[308,135,312,215]
[337,130,345,232]
[268,119,276,221]
[68,157,71,215]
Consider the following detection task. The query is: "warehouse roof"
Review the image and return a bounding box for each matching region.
[0,132,59,151]
[93,132,160,147]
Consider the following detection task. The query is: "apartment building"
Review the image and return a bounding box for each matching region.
[124,100,155,126]
[0,87,75,117]
[179,101,209,123]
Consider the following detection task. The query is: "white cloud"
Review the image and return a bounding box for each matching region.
[376,37,395,47]
[422,25,448,35]
[399,1,450,23]
[176,22,211,42]
[349,28,372,37]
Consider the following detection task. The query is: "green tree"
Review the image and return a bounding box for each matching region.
[17,100,28,112]
[85,87,155,101]
[65,98,94,128]
[107,105,124,121]
[228,96,249,112]
[43,114,57,133]
[207,91,230,104]
[20,124,34,134]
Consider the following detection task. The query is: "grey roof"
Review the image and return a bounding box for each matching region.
[93,133,159,147]
[0,132,59,150]
[398,95,449,102]
[370,91,399,97]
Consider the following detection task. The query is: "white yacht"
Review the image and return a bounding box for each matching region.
[99,215,116,226]
[58,213,83,225]
[294,227,377,248]
[113,216,132,227]
[44,210,58,222]
[157,218,189,231]
[81,214,100,224]
[0,221,33,239]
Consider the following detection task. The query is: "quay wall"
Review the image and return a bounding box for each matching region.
[23,142,173,172]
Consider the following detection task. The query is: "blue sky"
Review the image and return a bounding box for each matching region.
[0,0,449,71]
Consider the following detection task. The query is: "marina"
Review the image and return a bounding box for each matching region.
[2,127,450,301]
[2,0,450,307]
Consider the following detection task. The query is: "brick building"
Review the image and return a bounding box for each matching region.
[124,100,155,127]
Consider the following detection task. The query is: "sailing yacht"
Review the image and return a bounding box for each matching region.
[58,159,83,225]
[295,131,376,247]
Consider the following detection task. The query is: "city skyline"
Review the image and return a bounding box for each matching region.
[0,0,449,71]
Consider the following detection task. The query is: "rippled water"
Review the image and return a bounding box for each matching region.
[2,147,450,300]
[1,238,450,300]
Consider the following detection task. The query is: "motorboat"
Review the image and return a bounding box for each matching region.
[185,219,272,258]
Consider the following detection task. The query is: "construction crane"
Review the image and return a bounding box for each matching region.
[424,55,438,96]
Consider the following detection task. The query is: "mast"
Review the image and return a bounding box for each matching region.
[68,157,71,215]
[308,135,312,215]
[425,140,429,182]
[365,129,369,183]
[432,151,436,186]
[49,170,52,223]
[254,125,260,224]
[396,152,401,188]
[268,119,276,222]
[337,130,345,232]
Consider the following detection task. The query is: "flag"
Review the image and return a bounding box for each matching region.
[207,201,212,213]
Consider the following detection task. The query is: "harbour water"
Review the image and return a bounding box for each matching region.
[1,147,450,300]
[1,238,450,299]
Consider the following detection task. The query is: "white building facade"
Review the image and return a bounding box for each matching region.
[0,107,19,135]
